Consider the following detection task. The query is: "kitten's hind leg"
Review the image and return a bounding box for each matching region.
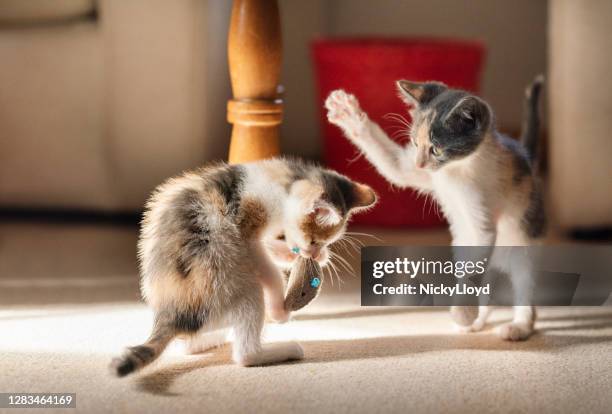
[470,306,492,331]
[455,261,496,333]
[498,306,536,341]
[453,306,491,333]
[497,247,536,341]
[110,314,176,377]
[184,329,229,355]
[451,306,479,329]
[451,241,495,333]
[230,287,303,367]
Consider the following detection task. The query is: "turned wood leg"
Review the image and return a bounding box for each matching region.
[227,0,282,163]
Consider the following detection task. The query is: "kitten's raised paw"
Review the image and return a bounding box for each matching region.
[325,90,366,133]
[497,322,534,341]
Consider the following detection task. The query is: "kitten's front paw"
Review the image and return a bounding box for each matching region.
[497,322,534,341]
[325,90,366,136]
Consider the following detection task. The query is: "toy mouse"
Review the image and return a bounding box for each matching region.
[284,256,323,311]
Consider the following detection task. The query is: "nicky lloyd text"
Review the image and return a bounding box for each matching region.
[372,283,490,297]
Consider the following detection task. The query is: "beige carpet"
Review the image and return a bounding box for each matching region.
[1,223,611,414]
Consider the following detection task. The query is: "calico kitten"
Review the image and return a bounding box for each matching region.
[110,158,375,376]
[325,77,544,341]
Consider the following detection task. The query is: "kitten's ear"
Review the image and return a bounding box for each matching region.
[396,80,447,106]
[311,200,342,227]
[349,183,377,212]
[445,96,491,133]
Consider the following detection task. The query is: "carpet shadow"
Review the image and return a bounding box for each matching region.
[480,309,612,332]
[135,348,231,396]
[537,310,612,332]
[536,309,612,322]
[292,308,612,323]
[301,331,612,365]
[134,326,611,397]
[292,306,442,321]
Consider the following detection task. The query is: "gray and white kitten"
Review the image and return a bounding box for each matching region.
[110,158,376,376]
[325,77,544,341]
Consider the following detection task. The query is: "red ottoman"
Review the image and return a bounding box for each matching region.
[312,37,485,227]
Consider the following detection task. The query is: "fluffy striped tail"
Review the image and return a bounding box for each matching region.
[520,75,544,163]
[110,319,175,377]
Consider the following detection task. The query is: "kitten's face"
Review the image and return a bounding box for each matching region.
[279,171,376,268]
[397,80,491,171]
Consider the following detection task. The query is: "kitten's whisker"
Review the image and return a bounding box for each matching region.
[384,119,410,128]
[344,235,365,247]
[337,236,360,253]
[346,151,364,165]
[388,126,411,141]
[390,130,406,139]
[383,112,412,129]
[326,255,337,277]
[420,192,432,220]
[345,231,381,242]
[323,262,335,287]
[388,125,407,133]
[422,193,431,220]
[328,258,341,286]
[331,252,354,275]
[331,259,345,286]
[328,251,349,284]
[332,239,354,257]
[340,237,361,253]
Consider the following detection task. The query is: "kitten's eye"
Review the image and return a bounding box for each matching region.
[430,146,441,156]
[276,234,285,241]
[310,240,316,246]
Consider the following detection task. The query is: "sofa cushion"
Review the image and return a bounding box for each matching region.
[0,0,95,24]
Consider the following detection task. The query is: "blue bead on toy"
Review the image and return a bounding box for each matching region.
[310,277,321,288]
[291,247,300,254]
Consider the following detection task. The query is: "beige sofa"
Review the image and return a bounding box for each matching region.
[0,0,231,211]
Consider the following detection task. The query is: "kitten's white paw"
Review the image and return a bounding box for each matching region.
[453,318,485,334]
[234,342,304,366]
[497,322,534,341]
[325,90,366,134]
[453,323,472,334]
[286,342,305,360]
[450,306,479,327]
[470,318,486,332]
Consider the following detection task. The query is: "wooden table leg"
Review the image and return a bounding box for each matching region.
[227,0,282,164]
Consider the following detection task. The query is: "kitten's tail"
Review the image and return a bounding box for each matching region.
[110,318,176,377]
[520,75,544,163]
